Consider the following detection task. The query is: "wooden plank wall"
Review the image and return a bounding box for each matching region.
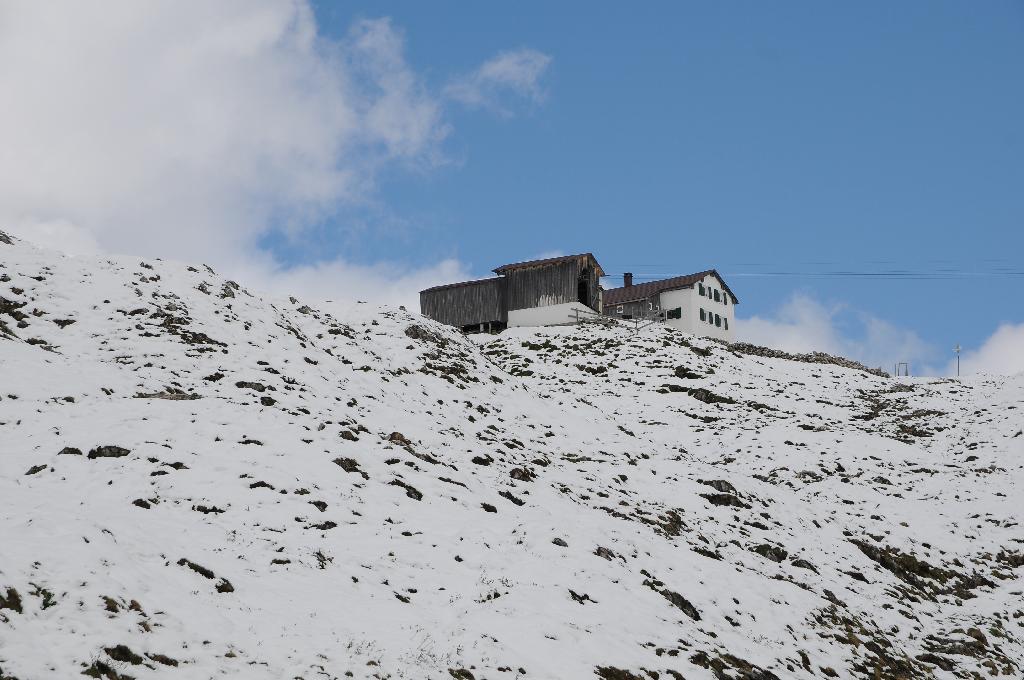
[504,260,576,311]
[419,278,506,328]
[504,256,602,312]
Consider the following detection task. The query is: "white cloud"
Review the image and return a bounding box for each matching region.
[0,2,408,262]
[946,323,1024,377]
[344,18,448,165]
[738,294,1024,377]
[233,253,472,310]
[737,295,843,356]
[736,294,934,373]
[445,48,552,114]
[0,2,543,302]
[4,219,102,257]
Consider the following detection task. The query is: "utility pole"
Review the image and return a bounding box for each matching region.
[954,344,961,377]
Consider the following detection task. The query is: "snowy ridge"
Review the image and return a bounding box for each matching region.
[0,231,1022,680]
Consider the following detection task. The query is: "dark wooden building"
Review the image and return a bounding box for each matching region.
[420,253,605,332]
[419,277,506,330]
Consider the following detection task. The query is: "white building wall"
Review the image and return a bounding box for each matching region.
[690,274,734,341]
[659,288,694,334]
[657,274,735,341]
[507,301,598,327]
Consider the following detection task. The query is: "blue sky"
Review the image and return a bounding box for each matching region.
[2,2,1021,374]
[303,1,1024,370]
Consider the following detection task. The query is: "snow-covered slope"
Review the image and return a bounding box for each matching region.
[1,231,1022,680]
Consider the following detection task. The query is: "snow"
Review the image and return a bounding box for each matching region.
[1,231,1022,680]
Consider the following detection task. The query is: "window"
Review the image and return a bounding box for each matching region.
[713,289,721,302]
[616,305,623,314]
[715,314,721,327]
[698,283,705,296]
[699,308,706,322]
[723,318,729,330]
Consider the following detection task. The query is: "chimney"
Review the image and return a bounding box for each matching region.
[623,272,633,288]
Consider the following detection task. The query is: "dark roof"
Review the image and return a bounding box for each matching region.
[420,276,503,294]
[493,252,605,277]
[603,269,739,306]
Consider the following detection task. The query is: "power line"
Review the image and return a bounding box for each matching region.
[599,268,1024,281]
[601,258,1020,266]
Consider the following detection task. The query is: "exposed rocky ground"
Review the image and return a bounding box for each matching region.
[1,231,1022,679]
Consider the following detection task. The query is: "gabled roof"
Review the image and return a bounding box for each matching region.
[493,252,605,277]
[603,269,739,306]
